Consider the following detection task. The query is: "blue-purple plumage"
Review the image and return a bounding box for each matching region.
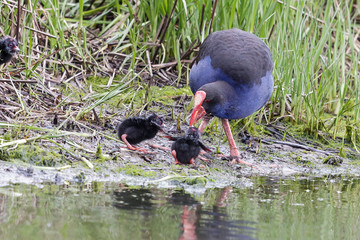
[190,29,273,119]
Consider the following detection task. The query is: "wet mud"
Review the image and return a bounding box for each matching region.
[1,116,359,189]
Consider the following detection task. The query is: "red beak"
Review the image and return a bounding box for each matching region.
[13,46,20,53]
[189,91,207,126]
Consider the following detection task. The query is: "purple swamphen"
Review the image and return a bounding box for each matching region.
[189,29,273,164]
[117,114,164,153]
[169,127,211,164]
[0,37,19,65]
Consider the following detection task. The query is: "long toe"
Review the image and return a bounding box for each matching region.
[136,147,157,154]
[234,157,252,166]
[148,143,171,152]
[197,155,210,162]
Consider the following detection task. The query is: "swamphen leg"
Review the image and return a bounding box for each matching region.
[171,150,195,165]
[198,114,212,134]
[120,134,155,154]
[221,119,252,166]
[171,150,181,164]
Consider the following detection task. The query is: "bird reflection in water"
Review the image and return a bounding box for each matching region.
[179,205,200,240]
[169,187,256,240]
[112,185,256,240]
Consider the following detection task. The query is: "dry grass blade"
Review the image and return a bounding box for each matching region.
[208,0,218,34]
[152,0,179,62]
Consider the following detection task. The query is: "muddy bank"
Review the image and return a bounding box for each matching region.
[1,122,359,188]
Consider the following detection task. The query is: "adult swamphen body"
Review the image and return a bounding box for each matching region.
[0,37,19,65]
[189,29,273,164]
[117,114,164,153]
[170,127,211,164]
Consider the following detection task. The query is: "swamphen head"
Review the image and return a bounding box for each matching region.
[185,127,200,141]
[147,113,164,129]
[0,37,20,65]
[189,29,273,164]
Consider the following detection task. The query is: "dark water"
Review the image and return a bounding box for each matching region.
[0,176,359,240]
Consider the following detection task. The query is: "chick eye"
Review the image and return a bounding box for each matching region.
[9,43,14,48]
[205,99,210,103]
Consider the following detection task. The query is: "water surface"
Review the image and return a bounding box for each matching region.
[0,176,359,240]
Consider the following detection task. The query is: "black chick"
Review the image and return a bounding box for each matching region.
[0,37,19,65]
[170,127,211,164]
[117,113,164,153]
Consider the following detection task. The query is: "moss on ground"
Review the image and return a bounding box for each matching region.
[0,145,67,167]
[118,164,157,178]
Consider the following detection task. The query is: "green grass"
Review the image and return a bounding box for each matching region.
[0,0,359,158]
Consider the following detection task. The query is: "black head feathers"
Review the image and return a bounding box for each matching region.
[0,37,19,65]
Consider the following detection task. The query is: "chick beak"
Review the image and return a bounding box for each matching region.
[13,46,20,53]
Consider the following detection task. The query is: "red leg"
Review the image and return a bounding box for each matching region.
[199,150,211,161]
[172,150,195,165]
[120,134,155,154]
[121,134,138,150]
[197,155,210,162]
[221,119,252,166]
[172,150,181,164]
[198,115,212,133]
[148,143,171,151]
